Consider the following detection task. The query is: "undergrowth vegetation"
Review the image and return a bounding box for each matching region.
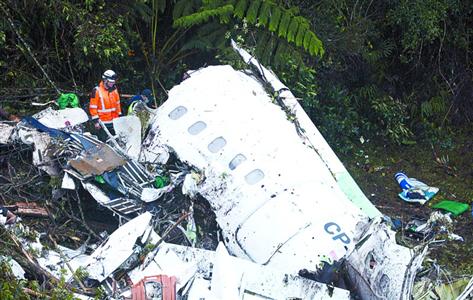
[0,0,471,151]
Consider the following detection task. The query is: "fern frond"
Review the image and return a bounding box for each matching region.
[175,0,324,58]
[274,41,288,68]
[258,2,271,27]
[218,9,233,24]
[268,6,282,32]
[381,40,394,57]
[278,11,291,38]
[173,0,199,19]
[312,34,324,56]
[295,22,308,47]
[286,17,299,43]
[185,22,228,50]
[246,0,262,25]
[255,31,272,63]
[203,0,229,9]
[358,85,377,100]
[234,0,249,19]
[174,5,234,28]
[302,31,312,51]
[310,34,319,56]
[421,96,447,119]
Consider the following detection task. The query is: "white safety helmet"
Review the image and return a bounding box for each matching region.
[102,70,117,83]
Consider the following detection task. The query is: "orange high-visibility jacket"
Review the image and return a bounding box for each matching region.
[89,81,121,123]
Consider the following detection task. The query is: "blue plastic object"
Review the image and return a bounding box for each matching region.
[395,172,413,190]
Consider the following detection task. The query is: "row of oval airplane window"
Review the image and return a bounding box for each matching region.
[168,106,265,185]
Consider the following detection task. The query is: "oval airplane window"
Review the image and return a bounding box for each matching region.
[168,106,187,120]
[208,137,226,153]
[245,169,264,185]
[229,154,247,170]
[188,121,207,135]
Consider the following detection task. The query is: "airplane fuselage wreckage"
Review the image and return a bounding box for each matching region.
[0,42,428,299]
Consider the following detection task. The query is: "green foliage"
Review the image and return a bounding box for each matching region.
[420,94,448,122]
[73,266,89,281]
[173,4,234,27]
[388,0,450,54]
[351,84,412,144]
[363,40,394,65]
[173,0,324,59]
[0,30,5,46]
[316,85,361,153]
[234,0,249,19]
[0,259,75,300]
[0,260,28,300]
[277,10,291,38]
[50,271,75,300]
[246,1,262,24]
[2,0,471,147]
[268,6,282,32]
[295,21,308,47]
[173,0,200,19]
[258,2,271,27]
[369,96,412,144]
[74,14,128,66]
[286,17,300,43]
[277,58,358,153]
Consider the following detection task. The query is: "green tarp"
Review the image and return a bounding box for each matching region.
[432,200,469,216]
[57,93,80,109]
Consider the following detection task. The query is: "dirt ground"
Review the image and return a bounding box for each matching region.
[339,127,473,275]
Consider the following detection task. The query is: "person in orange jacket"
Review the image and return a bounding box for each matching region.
[89,70,121,136]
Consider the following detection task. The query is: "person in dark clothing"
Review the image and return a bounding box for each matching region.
[123,89,154,114]
[0,206,17,225]
[0,107,20,122]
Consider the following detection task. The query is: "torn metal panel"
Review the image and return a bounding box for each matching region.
[141,187,167,202]
[81,182,142,216]
[83,212,153,282]
[69,143,126,177]
[186,277,211,299]
[113,116,142,160]
[35,246,89,281]
[0,123,15,144]
[231,41,381,219]
[61,172,76,190]
[139,126,170,165]
[143,64,368,273]
[130,242,350,299]
[31,131,60,175]
[345,219,428,299]
[34,107,89,129]
[11,118,63,175]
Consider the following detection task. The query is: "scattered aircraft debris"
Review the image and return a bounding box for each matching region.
[3,202,49,217]
[0,42,471,299]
